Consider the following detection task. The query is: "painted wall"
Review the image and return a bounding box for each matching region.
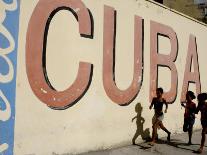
[1,0,207,154]
[0,0,20,154]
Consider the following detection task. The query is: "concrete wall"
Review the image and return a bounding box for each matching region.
[1,0,207,154]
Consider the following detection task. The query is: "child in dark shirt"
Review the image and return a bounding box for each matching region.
[195,93,207,154]
[181,91,196,145]
[149,87,171,145]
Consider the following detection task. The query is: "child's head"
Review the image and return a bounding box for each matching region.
[186,91,196,101]
[156,87,163,98]
[197,93,207,103]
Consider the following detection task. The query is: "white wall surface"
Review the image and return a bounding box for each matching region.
[14,0,207,154]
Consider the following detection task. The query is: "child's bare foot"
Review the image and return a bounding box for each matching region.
[195,148,203,154]
[167,132,171,141]
[149,141,155,146]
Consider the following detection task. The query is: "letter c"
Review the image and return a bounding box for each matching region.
[26,0,93,109]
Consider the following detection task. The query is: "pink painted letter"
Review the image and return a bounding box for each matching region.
[181,35,201,102]
[103,6,143,105]
[26,0,93,109]
[150,21,178,103]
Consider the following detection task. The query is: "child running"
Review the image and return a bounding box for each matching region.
[195,93,207,154]
[181,91,196,145]
[149,87,171,145]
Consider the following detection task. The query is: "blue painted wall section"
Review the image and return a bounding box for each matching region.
[0,0,20,154]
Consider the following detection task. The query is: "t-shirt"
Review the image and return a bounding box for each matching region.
[151,97,166,116]
[184,101,196,119]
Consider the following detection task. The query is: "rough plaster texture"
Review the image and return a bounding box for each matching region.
[14,0,207,154]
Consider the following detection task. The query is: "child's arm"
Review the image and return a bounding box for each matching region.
[164,99,168,113]
[195,103,201,114]
[181,103,186,108]
[149,98,155,110]
[192,104,197,114]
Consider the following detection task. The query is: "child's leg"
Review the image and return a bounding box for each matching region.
[188,120,194,144]
[159,122,170,133]
[188,129,192,144]
[200,127,207,151]
[151,120,160,142]
[159,122,171,141]
[183,119,188,132]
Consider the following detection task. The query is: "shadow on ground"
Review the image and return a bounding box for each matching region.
[135,138,207,154]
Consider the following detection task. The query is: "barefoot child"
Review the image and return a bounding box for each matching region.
[149,87,171,145]
[195,93,207,153]
[181,91,196,145]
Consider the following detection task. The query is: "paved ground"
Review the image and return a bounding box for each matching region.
[79,130,207,155]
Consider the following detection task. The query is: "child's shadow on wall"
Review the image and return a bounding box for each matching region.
[132,103,150,144]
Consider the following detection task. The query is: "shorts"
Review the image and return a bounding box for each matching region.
[152,113,164,123]
[183,118,195,132]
